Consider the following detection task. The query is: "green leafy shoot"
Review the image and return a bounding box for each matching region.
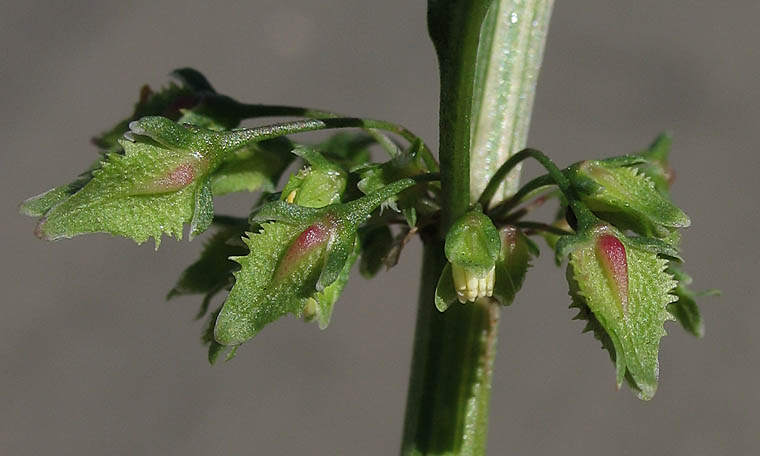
[26,116,314,246]
[565,225,677,399]
[214,178,417,346]
[34,137,212,246]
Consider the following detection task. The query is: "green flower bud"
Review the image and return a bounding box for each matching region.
[435,223,537,312]
[281,146,347,208]
[435,209,501,307]
[566,156,689,238]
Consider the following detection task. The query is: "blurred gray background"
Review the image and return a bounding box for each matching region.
[2,1,758,454]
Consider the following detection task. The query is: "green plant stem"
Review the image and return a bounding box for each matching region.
[401,242,500,456]
[479,148,551,208]
[401,1,494,455]
[483,148,596,229]
[513,220,572,236]
[429,0,491,231]
[402,1,554,455]
[215,117,426,159]
[489,174,555,218]
[234,103,439,171]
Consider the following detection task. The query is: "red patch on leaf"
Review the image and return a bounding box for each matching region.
[135,162,197,195]
[295,223,329,251]
[595,234,629,314]
[154,163,195,191]
[274,221,332,282]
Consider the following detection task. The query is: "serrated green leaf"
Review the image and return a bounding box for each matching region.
[567,226,677,399]
[567,159,690,237]
[214,221,324,345]
[567,267,626,385]
[23,68,233,220]
[36,139,209,246]
[34,69,225,222]
[29,118,285,246]
[215,178,417,345]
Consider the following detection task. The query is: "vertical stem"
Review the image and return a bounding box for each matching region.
[402,1,553,455]
[401,241,500,456]
[429,0,492,230]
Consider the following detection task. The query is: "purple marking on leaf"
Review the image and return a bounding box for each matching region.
[596,234,629,314]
